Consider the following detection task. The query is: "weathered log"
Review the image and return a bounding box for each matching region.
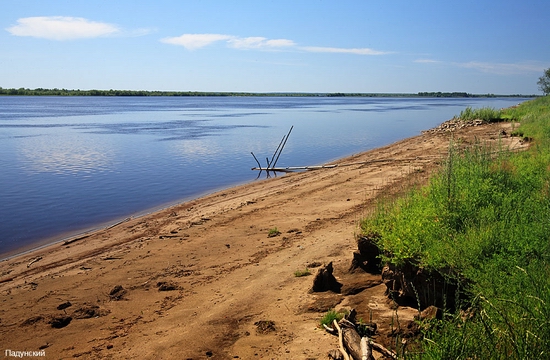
[105,217,131,230]
[342,327,362,360]
[338,318,394,360]
[333,320,351,360]
[27,256,42,268]
[360,337,372,360]
[340,321,373,360]
[62,234,90,246]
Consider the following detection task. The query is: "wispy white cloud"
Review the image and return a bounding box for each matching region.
[455,61,547,75]
[160,33,233,50]
[414,58,441,63]
[122,27,156,38]
[161,33,389,55]
[6,16,120,40]
[301,46,390,55]
[228,37,295,49]
[161,34,295,51]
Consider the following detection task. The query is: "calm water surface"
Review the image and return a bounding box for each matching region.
[0,96,530,257]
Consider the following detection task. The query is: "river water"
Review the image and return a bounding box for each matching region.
[0,96,530,257]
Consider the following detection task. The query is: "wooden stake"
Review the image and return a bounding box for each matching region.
[268,134,287,168]
[272,126,293,168]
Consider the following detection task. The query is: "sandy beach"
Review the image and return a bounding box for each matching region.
[0,121,526,359]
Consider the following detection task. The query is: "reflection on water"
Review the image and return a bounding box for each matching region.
[18,134,114,175]
[168,138,223,160]
[0,96,532,257]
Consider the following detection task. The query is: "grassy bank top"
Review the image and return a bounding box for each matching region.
[361,95,550,358]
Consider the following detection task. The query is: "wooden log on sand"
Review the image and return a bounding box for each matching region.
[328,318,397,360]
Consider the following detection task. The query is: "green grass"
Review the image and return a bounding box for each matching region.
[361,96,550,359]
[504,95,550,142]
[455,106,503,122]
[319,309,346,327]
[293,268,311,277]
[267,227,281,237]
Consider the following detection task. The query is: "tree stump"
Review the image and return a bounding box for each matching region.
[310,262,342,293]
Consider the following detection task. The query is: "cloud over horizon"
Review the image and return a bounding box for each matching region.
[414,59,441,64]
[160,33,296,51]
[456,61,547,75]
[160,33,234,50]
[161,33,388,55]
[301,46,391,55]
[228,37,296,50]
[6,16,120,40]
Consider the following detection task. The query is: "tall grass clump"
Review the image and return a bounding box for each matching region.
[362,96,550,359]
[319,309,346,327]
[456,106,503,122]
[504,95,550,142]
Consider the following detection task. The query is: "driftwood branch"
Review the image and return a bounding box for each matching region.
[340,320,374,360]
[325,307,398,360]
[105,217,131,230]
[272,126,293,169]
[336,318,395,360]
[250,126,294,175]
[62,234,90,246]
[323,324,336,333]
[333,320,351,360]
[360,337,372,360]
[27,256,42,268]
[371,341,397,359]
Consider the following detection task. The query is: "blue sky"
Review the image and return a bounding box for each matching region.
[2,0,549,94]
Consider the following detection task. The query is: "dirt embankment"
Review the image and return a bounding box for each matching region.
[0,121,526,359]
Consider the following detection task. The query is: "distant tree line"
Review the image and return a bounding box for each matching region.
[418,92,473,97]
[0,87,274,97]
[307,92,532,98]
[0,87,535,98]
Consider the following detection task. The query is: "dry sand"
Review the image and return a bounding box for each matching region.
[0,121,526,359]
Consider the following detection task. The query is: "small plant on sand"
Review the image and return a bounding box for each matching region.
[267,227,281,237]
[319,309,346,327]
[293,268,311,277]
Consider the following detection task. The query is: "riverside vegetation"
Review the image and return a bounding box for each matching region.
[361,97,550,359]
